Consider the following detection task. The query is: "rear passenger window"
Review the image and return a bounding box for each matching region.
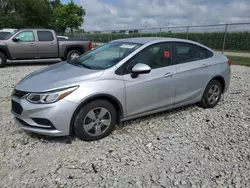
[37,31,54,41]
[199,46,213,59]
[207,50,213,58]
[173,42,213,64]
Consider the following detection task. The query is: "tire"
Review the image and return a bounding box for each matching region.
[200,79,222,108]
[0,52,7,68]
[60,57,67,61]
[66,50,81,60]
[74,100,117,141]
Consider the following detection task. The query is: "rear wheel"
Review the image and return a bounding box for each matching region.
[200,80,222,108]
[67,50,81,60]
[0,52,7,68]
[74,100,117,141]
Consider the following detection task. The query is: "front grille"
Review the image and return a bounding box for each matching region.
[11,100,23,115]
[12,89,28,98]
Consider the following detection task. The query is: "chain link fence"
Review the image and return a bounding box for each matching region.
[66,22,250,53]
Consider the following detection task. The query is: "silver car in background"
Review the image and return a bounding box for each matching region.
[11,37,231,141]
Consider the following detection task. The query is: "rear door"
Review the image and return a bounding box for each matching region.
[37,30,58,58]
[172,42,213,104]
[8,30,38,59]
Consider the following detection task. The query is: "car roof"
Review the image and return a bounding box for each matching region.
[112,37,213,51]
[16,29,54,32]
[113,37,175,44]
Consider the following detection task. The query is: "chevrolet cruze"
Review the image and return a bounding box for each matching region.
[11,37,231,141]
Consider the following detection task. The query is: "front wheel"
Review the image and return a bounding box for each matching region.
[74,100,117,141]
[200,80,222,108]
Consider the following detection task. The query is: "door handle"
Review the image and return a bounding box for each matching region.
[30,43,36,46]
[201,64,208,68]
[164,72,174,77]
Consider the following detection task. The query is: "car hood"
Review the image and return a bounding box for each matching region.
[15,61,105,92]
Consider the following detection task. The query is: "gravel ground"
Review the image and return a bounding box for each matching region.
[0,64,249,188]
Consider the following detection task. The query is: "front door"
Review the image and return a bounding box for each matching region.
[123,42,176,116]
[172,42,212,104]
[8,30,38,59]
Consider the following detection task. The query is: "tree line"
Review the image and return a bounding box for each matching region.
[0,0,85,33]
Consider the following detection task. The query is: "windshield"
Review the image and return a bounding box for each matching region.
[67,41,142,70]
[4,30,18,40]
[0,32,10,40]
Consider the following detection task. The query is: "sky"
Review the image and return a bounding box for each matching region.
[62,0,250,32]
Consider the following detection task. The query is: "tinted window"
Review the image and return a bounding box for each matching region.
[199,47,208,59]
[173,42,213,64]
[37,31,54,41]
[15,31,35,42]
[207,50,213,58]
[121,42,172,74]
[199,46,214,59]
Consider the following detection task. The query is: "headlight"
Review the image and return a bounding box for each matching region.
[26,86,78,104]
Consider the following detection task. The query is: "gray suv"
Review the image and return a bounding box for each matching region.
[11,37,231,141]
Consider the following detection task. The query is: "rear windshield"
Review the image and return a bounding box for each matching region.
[68,41,142,70]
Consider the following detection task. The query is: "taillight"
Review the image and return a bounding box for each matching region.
[88,42,92,50]
[228,59,232,66]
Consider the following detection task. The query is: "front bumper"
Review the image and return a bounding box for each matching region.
[11,96,78,137]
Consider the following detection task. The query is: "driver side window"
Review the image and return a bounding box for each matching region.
[15,31,35,42]
[122,42,172,74]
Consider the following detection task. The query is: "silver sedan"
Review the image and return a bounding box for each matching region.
[11,37,231,141]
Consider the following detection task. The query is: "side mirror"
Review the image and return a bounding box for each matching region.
[13,37,20,42]
[131,63,151,78]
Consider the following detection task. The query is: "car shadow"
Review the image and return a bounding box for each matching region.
[25,132,76,144]
[117,103,200,130]
[6,61,59,67]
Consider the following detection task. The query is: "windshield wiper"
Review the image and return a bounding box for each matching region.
[78,63,93,69]
[67,60,92,69]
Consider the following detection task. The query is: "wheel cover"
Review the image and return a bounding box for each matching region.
[207,85,220,104]
[83,107,112,136]
[70,53,79,60]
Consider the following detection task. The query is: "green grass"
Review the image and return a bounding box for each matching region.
[227,56,250,66]
[214,49,250,53]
